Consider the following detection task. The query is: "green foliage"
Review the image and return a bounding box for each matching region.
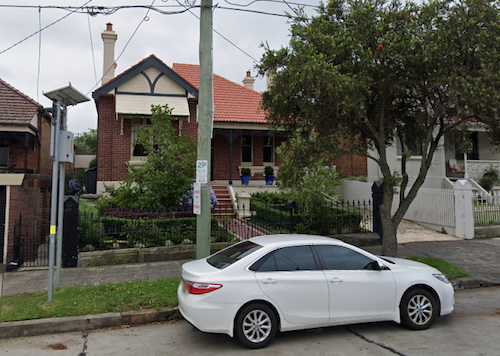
[275,132,343,215]
[258,0,500,255]
[74,128,97,154]
[264,165,274,176]
[79,212,236,250]
[407,256,471,280]
[251,200,363,235]
[0,278,180,322]
[479,165,500,191]
[240,167,251,175]
[78,201,102,248]
[88,156,97,169]
[97,105,196,210]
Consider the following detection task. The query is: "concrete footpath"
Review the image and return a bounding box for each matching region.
[1,220,500,339]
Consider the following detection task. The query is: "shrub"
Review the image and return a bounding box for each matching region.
[241,167,251,176]
[264,166,274,176]
[480,166,500,191]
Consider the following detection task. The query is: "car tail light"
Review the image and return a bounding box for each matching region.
[186,280,222,295]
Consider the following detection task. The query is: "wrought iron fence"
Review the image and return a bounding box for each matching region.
[12,214,50,268]
[78,200,373,251]
[247,199,373,237]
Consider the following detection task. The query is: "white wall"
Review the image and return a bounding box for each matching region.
[367,137,446,189]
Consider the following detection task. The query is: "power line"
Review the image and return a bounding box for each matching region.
[37,6,42,103]
[87,13,98,85]
[0,1,93,56]
[176,1,260,63]
[85,0,157,95]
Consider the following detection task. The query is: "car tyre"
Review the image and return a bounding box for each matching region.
[400,288,437,330]
[235,303,278,349]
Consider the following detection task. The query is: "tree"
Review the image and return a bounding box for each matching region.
[99,105,197,210]
[74,128,98,154]
[258,0,500,256]
[276,131,343,214]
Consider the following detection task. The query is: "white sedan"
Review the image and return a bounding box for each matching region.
[178,235,454,348]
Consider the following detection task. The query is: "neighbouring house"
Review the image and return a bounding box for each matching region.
[366,124,499,194]
[92,24,367,196]
[0,78,53,268]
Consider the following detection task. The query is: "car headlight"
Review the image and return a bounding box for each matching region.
[433,273,450,284]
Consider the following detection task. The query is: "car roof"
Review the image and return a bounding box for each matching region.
[248,234,343,248]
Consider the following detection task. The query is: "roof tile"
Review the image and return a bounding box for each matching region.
[0,78,41,124]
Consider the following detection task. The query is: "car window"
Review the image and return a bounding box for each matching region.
[317,245,376,270]
[251,246,318,272]
[207,241,262,269]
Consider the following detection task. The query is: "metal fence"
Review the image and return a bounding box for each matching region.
[78,200,374,251]
[12,214,50,268]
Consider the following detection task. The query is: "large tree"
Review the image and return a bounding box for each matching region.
[258,0,500,256]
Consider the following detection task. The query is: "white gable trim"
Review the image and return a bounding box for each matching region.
[116,94,189,116]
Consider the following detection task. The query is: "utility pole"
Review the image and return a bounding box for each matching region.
[196,0,213,259]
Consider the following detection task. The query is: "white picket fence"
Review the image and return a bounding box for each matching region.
[339,181,455,229]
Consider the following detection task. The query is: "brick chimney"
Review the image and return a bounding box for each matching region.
[242,70,255,90]
[101,23,118,85]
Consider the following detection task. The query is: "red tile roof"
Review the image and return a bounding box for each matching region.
[0,78,41,124]
[172,63,266,124]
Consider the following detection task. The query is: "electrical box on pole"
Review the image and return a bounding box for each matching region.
[58,131,74,163]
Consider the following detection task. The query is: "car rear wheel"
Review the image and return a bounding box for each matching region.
[235,303,278,349]
[401,288,437,330]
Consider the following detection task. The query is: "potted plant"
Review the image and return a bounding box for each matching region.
[264,165,275,185]
[240,167,251,185]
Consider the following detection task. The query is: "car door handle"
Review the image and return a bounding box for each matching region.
[262,278,277,284]
[330,277,343,284]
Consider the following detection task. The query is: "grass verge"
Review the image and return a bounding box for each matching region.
[0,278,179,323]
[407,256,471,280]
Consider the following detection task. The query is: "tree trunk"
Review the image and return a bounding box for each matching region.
[380,183,398,256]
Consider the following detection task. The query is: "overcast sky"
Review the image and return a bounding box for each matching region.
[0,0,320,134]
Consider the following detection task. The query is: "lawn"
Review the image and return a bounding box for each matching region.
[0,278,179,322]
[407,256,471,280]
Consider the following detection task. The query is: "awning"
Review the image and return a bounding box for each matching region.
[116,94,189,116]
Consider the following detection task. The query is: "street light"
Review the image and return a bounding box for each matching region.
[43,83,89,303]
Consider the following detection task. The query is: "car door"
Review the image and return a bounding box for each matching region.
[253,245,330,325]
[315,245,397,323]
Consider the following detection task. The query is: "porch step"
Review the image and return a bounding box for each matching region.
[212,185,235,217]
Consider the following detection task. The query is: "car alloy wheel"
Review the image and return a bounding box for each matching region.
[401,288,437,330]
[235,303,278,349]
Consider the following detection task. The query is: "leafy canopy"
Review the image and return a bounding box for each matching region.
[99,105,196,210]
[74,128,97,154]
[258,0,500,255]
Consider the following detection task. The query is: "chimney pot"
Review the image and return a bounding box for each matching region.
[243,71,255,90]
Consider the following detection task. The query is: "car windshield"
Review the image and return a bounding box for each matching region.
[207,241,262,269]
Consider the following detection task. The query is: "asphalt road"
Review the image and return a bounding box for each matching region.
[1,287,499,356]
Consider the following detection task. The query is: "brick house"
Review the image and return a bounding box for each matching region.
[92,24,366,196]
[0,78,52,267]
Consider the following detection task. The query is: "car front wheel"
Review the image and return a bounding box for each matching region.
[235,303,278,349]
[401,288,437,330]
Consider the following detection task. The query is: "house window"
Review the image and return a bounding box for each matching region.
[263,136,274,163]
[396,138,422,157]
[131,118,151,158]
[0,141,8,167]
[242,135,252,164]
[455,132,479,160]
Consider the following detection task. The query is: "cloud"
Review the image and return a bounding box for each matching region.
[0,0,319,134]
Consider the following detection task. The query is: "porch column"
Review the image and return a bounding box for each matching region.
[24,133,29,173]
[229,129,233,185]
